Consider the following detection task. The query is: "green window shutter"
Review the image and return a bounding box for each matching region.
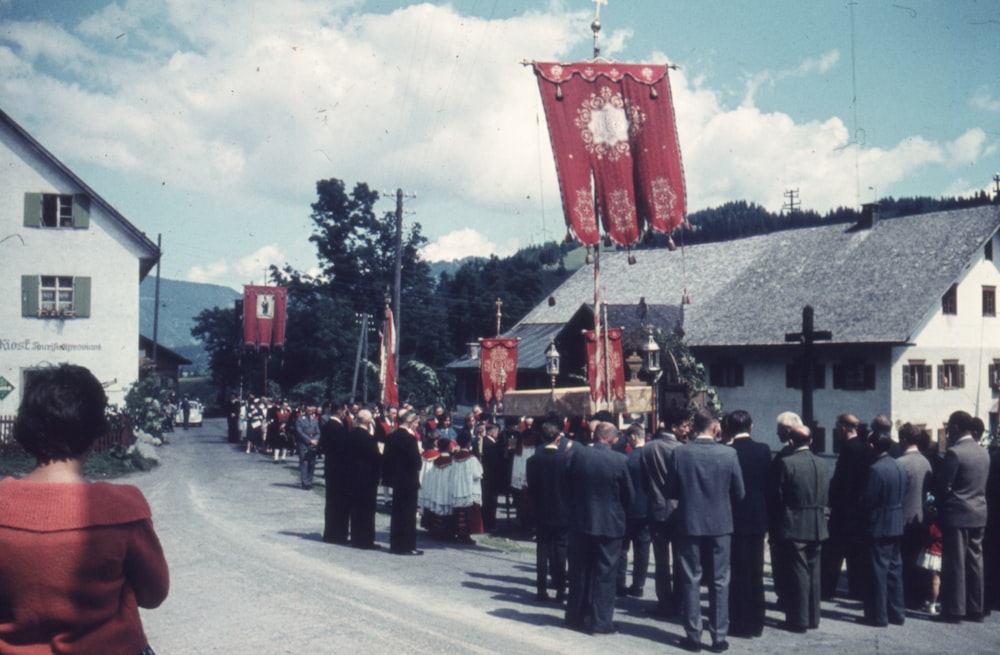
[73,277,91,317]
[23,193,42,227]
[72,194,90,228]
[21,275,40,316]
[902,365,911,390]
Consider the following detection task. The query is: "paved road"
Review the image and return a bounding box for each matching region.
[134,419,999,654]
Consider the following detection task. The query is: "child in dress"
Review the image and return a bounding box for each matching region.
[918,497,943,616]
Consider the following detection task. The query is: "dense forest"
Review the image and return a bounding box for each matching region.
[191,181,998,409]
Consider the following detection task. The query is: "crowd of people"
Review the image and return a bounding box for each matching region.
[222,392,1000,652]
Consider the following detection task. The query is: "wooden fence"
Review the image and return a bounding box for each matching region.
[0,414,134,454]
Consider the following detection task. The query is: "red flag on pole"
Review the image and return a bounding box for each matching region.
[532,61,686,246]
[480,338,518,404]
[243,285,288,350]
[380,307,399,407]
[583,327,626,403]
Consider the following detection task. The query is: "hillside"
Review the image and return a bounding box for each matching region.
[140,277,240,371]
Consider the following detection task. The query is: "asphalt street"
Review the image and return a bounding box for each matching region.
[132,419,999,654]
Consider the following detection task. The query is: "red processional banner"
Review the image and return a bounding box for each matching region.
[583,327,626,403]
[243,285,288,350]
[533,61,686,247]
[380,307,399,407]
[480,338,518,404]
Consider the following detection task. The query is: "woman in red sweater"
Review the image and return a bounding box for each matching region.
[0,364,170,655]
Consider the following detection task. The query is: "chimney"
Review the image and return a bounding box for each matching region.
[466,342,481,360]
[858,202,881,230]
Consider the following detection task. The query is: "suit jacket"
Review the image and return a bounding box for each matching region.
[566,443,633,538]
[772,446,831,542]
[730,435,772,536]
[382,427,421,494]
[526,443,572,530]
[935,436,990,528]
[670,437,745,537]
[481,435,508,493]
[640,433,682,522]
[625,446,649,520]
[347,426,382,491]
[861,453,908,539]
[896,449,932,526]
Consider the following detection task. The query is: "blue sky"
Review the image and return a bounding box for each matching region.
[2,0,998,290]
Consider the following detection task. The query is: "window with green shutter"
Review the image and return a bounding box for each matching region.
[20,275,91,318]
[22,192,90,228]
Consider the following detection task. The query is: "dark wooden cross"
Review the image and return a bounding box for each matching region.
[785,305,832,434]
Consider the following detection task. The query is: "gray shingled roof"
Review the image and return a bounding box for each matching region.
[516,206,1000,347]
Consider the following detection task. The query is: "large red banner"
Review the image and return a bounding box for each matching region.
[243,285,288,350]
[584,327,626,403]
[380,307,398,407]
[533,61,686,246]
[480,338,518,404]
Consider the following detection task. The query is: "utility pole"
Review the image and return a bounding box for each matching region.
[993,172,1000,201]
[152,233,162,368]
[783,188,800,214]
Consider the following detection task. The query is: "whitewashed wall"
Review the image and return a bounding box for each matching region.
[0,127,144,413]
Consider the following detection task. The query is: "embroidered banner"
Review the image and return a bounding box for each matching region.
[380,306,399,407]
[533,61,686,246]
[480,338,518,404]
[583,326,626,403]
[242,285,288,350]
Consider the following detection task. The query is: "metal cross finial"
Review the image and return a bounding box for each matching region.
[495,297,503,336]
[592,0,607,20]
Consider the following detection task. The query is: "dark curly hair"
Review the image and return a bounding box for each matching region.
[13,364,110,464]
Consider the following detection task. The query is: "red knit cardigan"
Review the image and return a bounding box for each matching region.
[0,478,169,655]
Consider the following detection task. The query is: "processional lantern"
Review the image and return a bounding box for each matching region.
[640,325,661,378]
[544,338,561,391]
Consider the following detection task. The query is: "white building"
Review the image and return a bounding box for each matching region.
[454,204,1000,452]
[0,107,159,413]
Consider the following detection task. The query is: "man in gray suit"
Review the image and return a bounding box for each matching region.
[860,418,908,627]
[896,422,932,609]
[934,410,990,623]
[670,408,745,653]
[770,418,830,633]
[640,406,688,616]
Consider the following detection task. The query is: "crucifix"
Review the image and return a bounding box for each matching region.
[785,305,832,443]
[495,297,503,337]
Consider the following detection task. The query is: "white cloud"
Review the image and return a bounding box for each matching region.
[420,228,503,262]
[186,244,287,287]
[971,86,1000,113]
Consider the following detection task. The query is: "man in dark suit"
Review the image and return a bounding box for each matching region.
[617,423,651,597]
[563,421,632,635]
[896,422,932,609]
[822,412,870,600]
[671,408,745,653]
[640,406,688,616]
[382,410,423,555]
[320,402,352,544]
[347,408,382,549]
[771,418,830,633]
[480,423,507,532]
[860,417,908,627]
[934,410,990,623]
[726,410,771,638]
[526,420,571,601]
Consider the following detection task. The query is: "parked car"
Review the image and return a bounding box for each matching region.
[175,399,204,427]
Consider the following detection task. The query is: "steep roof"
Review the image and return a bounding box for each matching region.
[516,205,1000,348]
[0,107,160,278]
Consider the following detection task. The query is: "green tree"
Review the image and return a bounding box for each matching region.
[190,305,242,397]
